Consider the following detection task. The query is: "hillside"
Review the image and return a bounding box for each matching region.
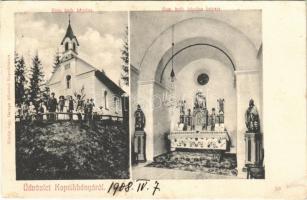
[16,121,129,180]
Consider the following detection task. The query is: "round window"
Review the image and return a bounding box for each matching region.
[197,73,209,85]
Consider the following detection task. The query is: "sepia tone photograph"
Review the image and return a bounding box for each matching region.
[1,1,306,199]
[131,10,264,179]
[14,12,130,180]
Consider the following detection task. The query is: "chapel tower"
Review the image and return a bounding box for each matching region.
[60,15,79,58]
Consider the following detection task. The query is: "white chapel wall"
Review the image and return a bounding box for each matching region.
[174,58,238,151]
[94,77,122,117]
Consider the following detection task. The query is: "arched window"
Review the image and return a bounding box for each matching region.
[114,97,118,113]
[66,75,71,89]
[65,42,69,51]
[73,43,76,52]
[104,90,108,109]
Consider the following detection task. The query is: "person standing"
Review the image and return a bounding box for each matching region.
[97,106,104,120]
[48,92,58,120]
[28,101,36,121]
[76,95,83,123]
[58,96,65,112]
[15,104,22,122]
[88,98,95,121]
[37,101,45,121]
[84,99,90,122]
[68,96,74,120]
[21,101,29,121]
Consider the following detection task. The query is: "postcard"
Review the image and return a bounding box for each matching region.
[0,1,306,199]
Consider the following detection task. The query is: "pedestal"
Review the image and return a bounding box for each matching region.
[244,132,262,166]
[134,130,147,163]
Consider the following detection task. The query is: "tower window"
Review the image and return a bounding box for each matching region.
[73,43,76,52]
[65,42,69,51]
[66,75,71,89]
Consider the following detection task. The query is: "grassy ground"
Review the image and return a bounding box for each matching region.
[16,121,129,180]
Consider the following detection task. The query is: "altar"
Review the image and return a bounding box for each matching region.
[168,130,229,151]
[168,90,230,152]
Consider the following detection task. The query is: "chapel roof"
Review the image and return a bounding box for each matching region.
[61,21,79,46]
[94,70,125,95]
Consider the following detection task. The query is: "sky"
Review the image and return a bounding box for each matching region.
[15,12,128,92]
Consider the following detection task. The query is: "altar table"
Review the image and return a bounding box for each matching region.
[168,130,230,151]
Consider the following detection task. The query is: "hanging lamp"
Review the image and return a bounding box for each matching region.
[170,25,176,82]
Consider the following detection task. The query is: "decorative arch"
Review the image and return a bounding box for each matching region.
[138,17,259,82]
[134,16,262,163]
[159,43,236,83]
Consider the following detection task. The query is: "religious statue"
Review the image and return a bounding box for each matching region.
[179,100,186,115]
[217,98,224,113]
[194,90,206,109]
[245,99,260,132]
[187,108,192,127]
[217,98,225,124]
[178,100,186,123]
[134,104,146,131]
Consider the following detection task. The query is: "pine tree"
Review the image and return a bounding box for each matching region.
[120,26,129,86]
[29,54,44,103]
[15,52,27,105]
[52,52,61,74]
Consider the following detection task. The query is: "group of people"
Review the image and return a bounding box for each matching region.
[15,92,106,122]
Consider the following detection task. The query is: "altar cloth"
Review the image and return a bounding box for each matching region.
[168,130,230,150]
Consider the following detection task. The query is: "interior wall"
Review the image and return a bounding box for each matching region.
[153,83,171,157]
[170,58,237,150]
[130,66,139,140]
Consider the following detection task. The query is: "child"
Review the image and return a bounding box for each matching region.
[28,101,36,121]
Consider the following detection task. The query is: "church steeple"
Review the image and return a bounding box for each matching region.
[60,14,79,55]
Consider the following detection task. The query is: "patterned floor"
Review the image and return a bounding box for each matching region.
[146,151,238,177]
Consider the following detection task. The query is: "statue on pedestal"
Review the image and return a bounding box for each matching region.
[178,100,186,124]
[245,99,260,132]
[134,104,146,131]
[134,104,146,163]
[187,109,192,126]
[244,99,263,174]
[217,98,225,124]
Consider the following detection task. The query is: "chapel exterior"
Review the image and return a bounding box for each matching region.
[47,19,125,117]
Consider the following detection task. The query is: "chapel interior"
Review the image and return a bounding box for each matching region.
[130,11,264,179]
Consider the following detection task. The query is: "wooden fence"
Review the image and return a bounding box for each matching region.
[15,112,124,123]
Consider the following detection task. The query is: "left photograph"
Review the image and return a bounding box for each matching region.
[14,12,130,180]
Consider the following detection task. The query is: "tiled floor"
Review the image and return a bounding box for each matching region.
[132,163,239,179]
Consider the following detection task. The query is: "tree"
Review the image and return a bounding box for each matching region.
[15,52,27,105]
[29,54,44,103]
[120,26,129,86]
[73,85,86,100]
[52,51,61,74]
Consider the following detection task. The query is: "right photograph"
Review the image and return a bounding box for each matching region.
[130,10,264,179]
